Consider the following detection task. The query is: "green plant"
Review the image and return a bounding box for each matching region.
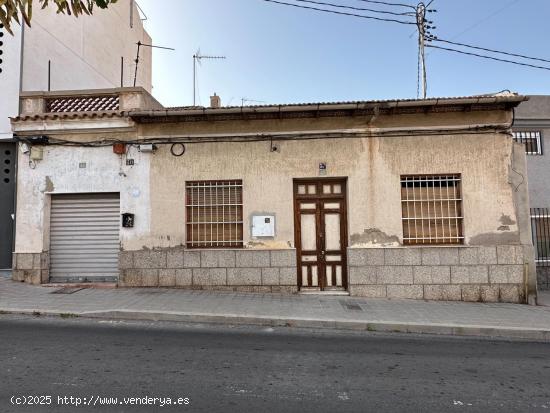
[59,313,79,318]
[0,0,118,34]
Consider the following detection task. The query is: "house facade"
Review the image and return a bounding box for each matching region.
[513,95,550,290]
[0,0,152,272]
[10,88,537,303]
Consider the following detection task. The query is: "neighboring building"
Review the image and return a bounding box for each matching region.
[513,95,550,290]
[10,89,536,303]
[0,1,152,272]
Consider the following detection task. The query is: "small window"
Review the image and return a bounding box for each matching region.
[186,180,243,248]
[530,208,550,264]
[401,174,464,245]
[513,131,542,155]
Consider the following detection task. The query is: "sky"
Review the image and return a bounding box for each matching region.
[137,0,550,107]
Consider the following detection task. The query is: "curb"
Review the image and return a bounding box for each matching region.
[2,308,550,341]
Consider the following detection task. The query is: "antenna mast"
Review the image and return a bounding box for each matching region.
[193,51,226,106]
[133,41,175,87]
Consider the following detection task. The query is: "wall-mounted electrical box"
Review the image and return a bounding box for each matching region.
[30,147,44,161]
[113,143,126,155]
[252,215,275,237]
[139,144,156,153]
[122,213,135,228]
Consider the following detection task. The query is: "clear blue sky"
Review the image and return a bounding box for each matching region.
[138,0,550,107]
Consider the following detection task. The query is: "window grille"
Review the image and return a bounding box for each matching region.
[401,174,463,245]
[186,180,243,248]
[530,208,550,265]
[513,131,542,155]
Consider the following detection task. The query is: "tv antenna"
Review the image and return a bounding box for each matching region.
[193,49,226,106]
[133,41,175,87]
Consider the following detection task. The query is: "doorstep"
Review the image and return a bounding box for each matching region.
[299,288,350,296]
[42,283,117,289]
[49,276,118,284]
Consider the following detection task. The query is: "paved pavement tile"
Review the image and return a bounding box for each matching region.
[1,278,550,333]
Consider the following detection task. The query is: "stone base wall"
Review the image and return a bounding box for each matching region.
[119,248,298,293]
[348,246,529,303]
[12,246,534,302]
[12,253,50,285]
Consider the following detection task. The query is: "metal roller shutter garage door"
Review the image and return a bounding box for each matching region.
[50,193,120,282]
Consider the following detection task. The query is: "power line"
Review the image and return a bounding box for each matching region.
[263,0,416,25]
[448,0,520,41]
[292,0,415,16]
[430,38,550,65]
[356,0,416,11]
[426,44,550,72]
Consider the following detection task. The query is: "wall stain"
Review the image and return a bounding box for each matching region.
[500,215,516,226]
[497,226,510,232]
[469,231,520,245]
[247,241,267,248]
[350,228,400,247]
[43,176,54,193]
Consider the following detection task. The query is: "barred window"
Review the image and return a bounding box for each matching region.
[401,175,463,245]
[531,208,550,264]
[513,131,542,155]
[186,180,243,248]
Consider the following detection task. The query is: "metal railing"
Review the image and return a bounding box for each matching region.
[513,131,542,155]
[530,208,550,266]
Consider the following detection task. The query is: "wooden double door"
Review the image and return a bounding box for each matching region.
[294,178,348,291]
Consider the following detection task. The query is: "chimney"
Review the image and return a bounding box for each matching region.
[210,93,221,108]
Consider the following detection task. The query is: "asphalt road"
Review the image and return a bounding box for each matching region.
[1,315,549,413]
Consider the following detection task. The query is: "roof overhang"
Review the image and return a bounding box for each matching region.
[129,95,528,124]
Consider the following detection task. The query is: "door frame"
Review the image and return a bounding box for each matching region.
[293,177,349,291]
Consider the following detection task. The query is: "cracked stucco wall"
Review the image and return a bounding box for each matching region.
[14,109,528,254]
[14,145,152,253]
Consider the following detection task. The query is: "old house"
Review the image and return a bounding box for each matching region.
[0,1,152,274]
[10,88,537,303]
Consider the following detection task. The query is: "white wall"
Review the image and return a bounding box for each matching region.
[0,0,152,140]
[22,0,152,93]
[15,145,152,252]
[0,25,22,139]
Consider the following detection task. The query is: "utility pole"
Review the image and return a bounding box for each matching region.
[193,51,226,106]
[416,2,427,99]
[415,1,437,99]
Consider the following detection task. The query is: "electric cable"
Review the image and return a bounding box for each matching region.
[263,0,416,25]
[356,0,416,10]
[426,44,550,72]
[430,38,550,65]
[15,125,513,148]
[291,0,415,16]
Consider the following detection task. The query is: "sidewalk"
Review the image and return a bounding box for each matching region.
[1,277,550,341]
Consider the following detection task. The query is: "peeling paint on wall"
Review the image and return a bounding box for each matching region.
[500,215,516,226]
[246,240,293,249]
[350,228,400,247]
